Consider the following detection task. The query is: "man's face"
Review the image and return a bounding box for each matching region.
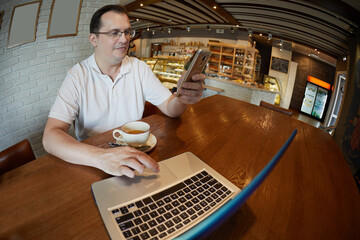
[90,11,131,64]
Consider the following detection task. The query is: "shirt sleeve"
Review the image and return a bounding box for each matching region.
[139,60,172,106]
[48,67,81,124]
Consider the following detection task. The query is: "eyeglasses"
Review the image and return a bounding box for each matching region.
[92,29,136,39]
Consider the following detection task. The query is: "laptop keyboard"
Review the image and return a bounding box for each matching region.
[110,170,233,240]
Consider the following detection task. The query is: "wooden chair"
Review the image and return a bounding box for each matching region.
[142,101,162,118]
[260,100,293,116]
[0,139,36,175]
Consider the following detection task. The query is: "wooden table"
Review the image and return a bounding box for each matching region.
[1,95,359,239]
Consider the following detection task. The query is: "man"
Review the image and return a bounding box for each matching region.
[42,5,205,178]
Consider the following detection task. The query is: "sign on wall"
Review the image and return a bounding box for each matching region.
[47,0,82,39]
[7,1,41,49]
[270,57,289,74]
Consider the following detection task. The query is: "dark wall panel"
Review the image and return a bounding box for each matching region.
[290,52,335,110]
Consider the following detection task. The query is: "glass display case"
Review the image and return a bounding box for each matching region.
[263,75,281,105]
[141,56,185,90]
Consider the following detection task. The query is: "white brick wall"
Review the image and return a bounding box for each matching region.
[0,0,118,157]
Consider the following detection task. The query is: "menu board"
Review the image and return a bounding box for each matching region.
[270,57,289,73]
[301,82,317,115]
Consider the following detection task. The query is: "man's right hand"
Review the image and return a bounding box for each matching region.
[95,146,160,178]
[43,118,159,178]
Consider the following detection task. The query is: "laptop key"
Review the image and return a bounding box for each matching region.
[167,227,175,234]
[140,232,150,239]
[122,230,132,238]
[134,217,143,225]
[143,197,153,205]
[140,223,150,231]
[183,219,190,225]
[152,182,186,201]
[134,210,142,217]
[120,206,129,214]
[173,216,181,224]
[142,214,151,222]
[148,220,157,227]
[149,228,159,236]
[119,220,134,231]
[149,203,157,210]
[157,224,166,232]
[131,227,141,235]
[175,223,183,229]
[116,212,134,224]
[135,200,144,208]
[159,232,167,238]
[165,220,174,228]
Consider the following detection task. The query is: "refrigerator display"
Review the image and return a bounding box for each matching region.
[300,76,331,121]
[301,82,317,115]
[311,87,328,119]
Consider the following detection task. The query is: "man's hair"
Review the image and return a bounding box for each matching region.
[90,5,127,33]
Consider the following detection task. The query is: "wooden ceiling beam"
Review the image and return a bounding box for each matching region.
[197,0,240,26]
[124,0,164,12]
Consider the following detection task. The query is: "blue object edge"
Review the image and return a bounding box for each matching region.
[176,129,298,240]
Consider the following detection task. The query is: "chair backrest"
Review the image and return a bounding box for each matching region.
[0,139,36,175]
[260,100,293,116]
[142,101,162,118]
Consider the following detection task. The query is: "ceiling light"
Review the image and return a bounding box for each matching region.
[152,30,155,35]
[206,25,211,32]
[140,3,143,7]
[187,26,191,32]
[168,27,171,34]
[147,27,150,31]
[248,29,253,37]
[259,33,262,36]
[136,18,139,21]
[267,33,272,41]
[279,39,284,46]
[343,56,347,61]
[213,6,217,9]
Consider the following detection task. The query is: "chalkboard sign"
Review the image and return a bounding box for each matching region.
[271,57,289,73]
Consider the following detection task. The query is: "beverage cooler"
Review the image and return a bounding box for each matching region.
[300,76,332,121]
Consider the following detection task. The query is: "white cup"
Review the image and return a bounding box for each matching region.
[113,121,150,147]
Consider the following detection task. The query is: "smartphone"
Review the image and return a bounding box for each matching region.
[177,49,212,94]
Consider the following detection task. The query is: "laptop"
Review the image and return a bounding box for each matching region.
[92,130,297,240]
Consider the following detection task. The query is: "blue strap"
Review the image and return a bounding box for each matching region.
[176,129,297,240]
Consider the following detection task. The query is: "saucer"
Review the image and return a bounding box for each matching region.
[115,133,157,153]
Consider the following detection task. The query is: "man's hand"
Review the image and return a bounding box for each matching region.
[176,73,205,104]
[95,146,160,178]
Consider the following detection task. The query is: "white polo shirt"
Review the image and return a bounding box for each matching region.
[49,54,171,141]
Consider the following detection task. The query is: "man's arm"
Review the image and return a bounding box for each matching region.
[157,73,205,117]
[42,118,159,178]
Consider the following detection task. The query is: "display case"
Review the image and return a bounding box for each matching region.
[207,42,260,81]
[263,75,281,105]
[141,56,185,90]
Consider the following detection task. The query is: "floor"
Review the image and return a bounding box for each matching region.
[289,107,321,128]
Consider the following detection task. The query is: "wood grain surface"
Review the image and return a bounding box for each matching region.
[1,95,359,240]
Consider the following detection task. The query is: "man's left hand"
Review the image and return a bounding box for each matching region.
[176,73,205,104]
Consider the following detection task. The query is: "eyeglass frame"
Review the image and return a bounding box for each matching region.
[91,29,136,39]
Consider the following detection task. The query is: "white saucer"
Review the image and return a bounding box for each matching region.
[116,133,157,153]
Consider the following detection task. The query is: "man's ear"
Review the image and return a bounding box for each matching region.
[89,33,97,47]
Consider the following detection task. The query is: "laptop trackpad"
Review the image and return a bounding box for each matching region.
[133,163,178,195]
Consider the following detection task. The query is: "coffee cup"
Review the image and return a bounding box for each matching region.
[113,121,150,147]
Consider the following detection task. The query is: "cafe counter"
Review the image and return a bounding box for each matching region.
[203,76,278,106]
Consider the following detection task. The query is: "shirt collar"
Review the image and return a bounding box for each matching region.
[89,54,131,76]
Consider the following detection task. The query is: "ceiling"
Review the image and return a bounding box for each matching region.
[122,0,359,60]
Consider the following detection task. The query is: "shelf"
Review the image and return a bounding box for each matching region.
[207,42,260,81]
